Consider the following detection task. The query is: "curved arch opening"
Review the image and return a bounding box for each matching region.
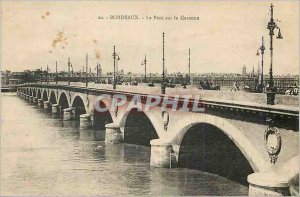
[93,101,113,140]
[124,108,158,146]
[178,123,254,186]
[94,101,113,129]
[72,96,86,120]
[33,89,36,97]
[26,88,29,95]
[58,92,69,112]
[42,90,48,101]
[29,89,32,96]
[37,90,41,99]
[49,91,57,105]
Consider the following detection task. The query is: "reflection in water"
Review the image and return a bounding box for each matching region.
[1,95,248,196]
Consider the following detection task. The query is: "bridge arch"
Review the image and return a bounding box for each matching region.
[119,108,163,138]
[122,108,159,146]
[93,100,113,130]
[178,122,254,185]
[58,92,69,111]
[37,89,42,99]
[170,114,270,174]
[42,90,48,101]
[71,95,87,120]
[26,88,29,95]
[29,88,32,96]
[49,91,57,105]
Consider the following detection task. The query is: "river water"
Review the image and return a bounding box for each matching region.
[1,95,248,196]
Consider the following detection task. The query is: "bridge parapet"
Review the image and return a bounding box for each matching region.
[17,83,299,115]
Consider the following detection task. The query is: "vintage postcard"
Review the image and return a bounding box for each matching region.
[1,0,299,196]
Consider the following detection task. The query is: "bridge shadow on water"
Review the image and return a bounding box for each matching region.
[124,108,158,147]
[178,123,254,186]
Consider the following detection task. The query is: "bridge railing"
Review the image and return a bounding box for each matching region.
[17,83,299,117]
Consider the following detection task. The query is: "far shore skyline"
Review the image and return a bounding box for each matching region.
[2,67,299,77]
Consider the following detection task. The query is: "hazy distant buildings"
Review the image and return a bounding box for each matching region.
[1,68,298,90]
[242,64,247,75]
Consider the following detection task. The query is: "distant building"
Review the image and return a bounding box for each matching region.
[11,72,28,84]
[242,64,247,75]
[9,79,22,85]
[1,70,11,86]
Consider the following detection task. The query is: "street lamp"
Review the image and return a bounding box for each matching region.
[85,53,88,87]
[95,62,99,83]
[67,57,72,85]
[40,67,43,84]
[161,32,166,94]
[188,48,191,85]
[266,3,283,105]
[116,55,120,84]
[256,36,265,93]
[55,61,58,84]
[141,54,147,83]
[94,62,102,83]
[112,46,120,89]
[183,48,191,89]
[46,65,49,84]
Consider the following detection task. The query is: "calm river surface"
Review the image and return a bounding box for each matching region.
[1,95,248,196]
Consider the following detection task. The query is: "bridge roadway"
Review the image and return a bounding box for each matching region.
[17,83,299,196]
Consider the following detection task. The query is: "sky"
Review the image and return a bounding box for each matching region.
[1,0,299,75]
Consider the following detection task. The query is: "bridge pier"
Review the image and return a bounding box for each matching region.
[105,123,123,144]
[33,97,38,104]
[247,172,290,196]
[51,104,59,114]
[26,95,30,101]
[63,108,75,121]
[43,101,50,111]
[38,99,43,107]
[150,139,177,168]
[79,114,91,129]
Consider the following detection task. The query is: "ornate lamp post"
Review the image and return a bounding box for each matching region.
[161,32,166,94]
[95,62,99,83]
[141,54,147,83]
[67,58,73,85]
[40,67,43,84]
[46,65,49,84]
[71,65,74,77]
[257,36,265,92]
[94,62,102,83]
[112,46,120,89]
[55,61,58,84]
[188,48,191,84]
[183,48,191,89]
[85,53,88,87]
[116,55,120,84]
[266,3,283,105]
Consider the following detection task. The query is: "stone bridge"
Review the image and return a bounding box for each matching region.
[17,84,299,196]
